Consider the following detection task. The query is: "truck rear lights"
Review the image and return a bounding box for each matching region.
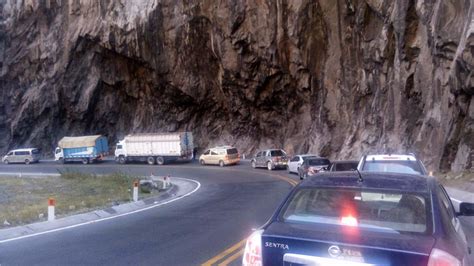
[341,215,358,227]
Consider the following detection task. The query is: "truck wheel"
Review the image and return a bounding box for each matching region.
[156,156,165,165]
[267,161,273,171]
[251,160,256,168]
[200,159,205,165]
[147,157,155,165]
[219,160,225,167]
[118,156,126,164]
[25,159,30,165]
[82,158,89,164]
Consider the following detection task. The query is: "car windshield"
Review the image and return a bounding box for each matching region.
[270,150,285,156]
[363,160,423,175]
[227,148,238,154]
[282,188,430,234]
[307,158,329,166]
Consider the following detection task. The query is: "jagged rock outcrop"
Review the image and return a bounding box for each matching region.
[0,0,472,170]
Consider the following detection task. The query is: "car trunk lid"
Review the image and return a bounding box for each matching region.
[262,222,434,265]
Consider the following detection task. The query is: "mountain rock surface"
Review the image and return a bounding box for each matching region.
[0,0,472,170]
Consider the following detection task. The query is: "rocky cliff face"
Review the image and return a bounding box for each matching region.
[0,0,472,170]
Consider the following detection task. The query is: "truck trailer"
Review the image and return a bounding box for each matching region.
[55,135,109,164]
[115,132,194,165]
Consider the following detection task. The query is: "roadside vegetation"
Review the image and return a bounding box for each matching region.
[436,170,474,193]
[0,171,158,228]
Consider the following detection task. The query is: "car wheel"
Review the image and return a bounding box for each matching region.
[4,159,9,164]
[287,165,291,173]
[200,159,206,165]
[251,160,256,169]
[25,159,30,165]
[82,158,89,164]
[299,171,304,180]
[118,156,126,164]
[219,160,225,167]
[147,157,155,165]
[267,161,273,171]
[156,156,165,165]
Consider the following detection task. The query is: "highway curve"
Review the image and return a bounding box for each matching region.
[0,160,296,265]
[0,160,472,265]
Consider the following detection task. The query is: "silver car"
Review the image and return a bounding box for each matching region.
[251,149,288,170]
[3,148,41,164]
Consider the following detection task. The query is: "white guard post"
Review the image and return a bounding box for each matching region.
[48,198,55,221]
[133,180,139,202]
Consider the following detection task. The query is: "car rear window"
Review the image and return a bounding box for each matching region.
[227,148,238,155]
[270,150,285,156]
[363,160,423,175]
[282,188,430,234]
[307,159,330,166]
[333,162,358,171]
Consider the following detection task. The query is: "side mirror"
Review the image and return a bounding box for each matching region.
[458,202,474,216]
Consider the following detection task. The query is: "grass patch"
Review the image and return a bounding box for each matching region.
[0,171,158,228]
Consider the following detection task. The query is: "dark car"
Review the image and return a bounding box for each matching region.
[329,160,358,171]
[242,172,474,266]
[298,157,330,180]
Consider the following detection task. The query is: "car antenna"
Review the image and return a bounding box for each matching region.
[355,168,364,183]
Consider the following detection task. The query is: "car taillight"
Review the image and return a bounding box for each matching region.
[308,167,317,174]
[341,215,358,227]
[427,248,461,266]
[242,229,263,266]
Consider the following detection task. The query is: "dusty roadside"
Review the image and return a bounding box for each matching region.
[0,171,161,228]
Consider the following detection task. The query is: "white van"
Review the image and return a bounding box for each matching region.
[3,148,41,164]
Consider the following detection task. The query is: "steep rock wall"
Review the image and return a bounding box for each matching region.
[0,0,472,170]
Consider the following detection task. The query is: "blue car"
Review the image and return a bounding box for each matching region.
[243,172,474,266]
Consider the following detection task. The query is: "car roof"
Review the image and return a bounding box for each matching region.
[301,171,430,193]
[9,148,38,152]
[212,146,236,149]
[332,160,358,164]
[365,154,418,161]
[296,154,319,157]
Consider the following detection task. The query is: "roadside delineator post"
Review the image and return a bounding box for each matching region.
[48,198,55,221]
[133,180,139,202]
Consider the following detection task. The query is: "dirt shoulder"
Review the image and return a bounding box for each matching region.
[0,171,161,229]
[435,171,474,193]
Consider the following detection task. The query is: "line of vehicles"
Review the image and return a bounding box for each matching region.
[2,132,194,165]
[242,153,474,266]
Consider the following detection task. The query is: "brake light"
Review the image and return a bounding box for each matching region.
[242,230,263,266]
[308,166,317,174]
[427,248,461,266]
[341,215,358,226]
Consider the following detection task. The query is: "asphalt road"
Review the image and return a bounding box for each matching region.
[0,160,473,265]
[0,160,295,265]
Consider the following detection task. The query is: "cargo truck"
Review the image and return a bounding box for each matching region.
[114,132,194,165]
[55,135,109,164]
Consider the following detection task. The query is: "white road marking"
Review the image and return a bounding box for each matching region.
[0,177,201,244]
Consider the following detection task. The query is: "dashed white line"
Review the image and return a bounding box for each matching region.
[0,177,201,244]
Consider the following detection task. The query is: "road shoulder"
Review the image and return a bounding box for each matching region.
[0,177,200,243]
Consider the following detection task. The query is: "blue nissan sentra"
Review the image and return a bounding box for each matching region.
[243,172,474,266]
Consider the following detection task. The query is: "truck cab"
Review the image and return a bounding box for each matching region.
[114,141,126,163]
[54,147,63,161]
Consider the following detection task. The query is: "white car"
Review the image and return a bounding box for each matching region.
[357,154,428,175]
[287,154,319,174]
